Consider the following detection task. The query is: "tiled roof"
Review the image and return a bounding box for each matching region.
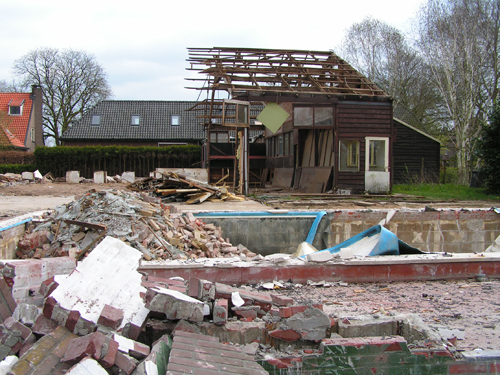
[61,101,206,141]
[0,92,33,147]
[0,126,26,148]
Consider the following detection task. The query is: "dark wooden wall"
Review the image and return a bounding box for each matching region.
[336,102,393,191]
[392,120,440,184]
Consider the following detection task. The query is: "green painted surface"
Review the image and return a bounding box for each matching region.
[256,103,290,134]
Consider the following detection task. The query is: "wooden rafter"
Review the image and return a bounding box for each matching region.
[186,47,388,99]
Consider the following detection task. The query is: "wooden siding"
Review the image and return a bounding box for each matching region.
[336,103,392,191]
[393,121,440,183]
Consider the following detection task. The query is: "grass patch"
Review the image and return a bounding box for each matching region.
[393,183,500,201]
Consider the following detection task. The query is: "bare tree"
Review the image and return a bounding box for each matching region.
[13,48,112,145]
[0,79,19,92]
[417,0,500,183]
[336,18,444,134]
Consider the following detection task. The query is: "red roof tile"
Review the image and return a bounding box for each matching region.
[0,92,33,148]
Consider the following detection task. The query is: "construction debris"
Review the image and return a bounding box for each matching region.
[0,237,478,374]
[127,171,245,204]
[14,188,254,261]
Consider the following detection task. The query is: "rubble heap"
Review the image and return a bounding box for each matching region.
[15,189,256,261]
[0,238,459,374]
[127,171,245,204]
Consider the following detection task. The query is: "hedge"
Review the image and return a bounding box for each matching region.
[0,164,36,174]
[32,145,202,178]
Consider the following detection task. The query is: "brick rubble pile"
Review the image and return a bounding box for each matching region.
[14,189,256,261]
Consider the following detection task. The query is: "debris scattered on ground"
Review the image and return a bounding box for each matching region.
[0,239,482,374]
[15,188,254,261]
[127,171,245,204]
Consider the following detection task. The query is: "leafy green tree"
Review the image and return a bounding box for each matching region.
[477,105,500,193]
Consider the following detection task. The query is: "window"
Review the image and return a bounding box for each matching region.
[339,140,359,172]
[236,103,249,125]
[91,115,101,126]
[366,138,388,172]
[30,128,35,142]
[171,115,179,126]
[9,106,21,115]
[131,115,140,126]
[294,106,333,126]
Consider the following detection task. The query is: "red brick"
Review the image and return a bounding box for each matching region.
[449,363,489,374]
[61,332,106,363]
[232,307,257,321]
[269,329,301,342]
[0,278,16,313]
[3,316,32,340]
[39,277,58,297]
[278,304,323,318]
[42,296,57,319]
[213,299,228,325]
[97,304,124,330]
[169,285,187,293]
[129,341,151,360]
[267,357,302,369]
[65,310,80,332]
[100,336,119,368]
[365,336,407,352]
[270,294,294,306]
[188,277,202,299]
[115,351,138,374]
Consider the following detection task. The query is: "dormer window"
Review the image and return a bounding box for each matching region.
[171,115,179,126]
[8,99,24,116]
[91,115,101,126]
[131,115,140,126]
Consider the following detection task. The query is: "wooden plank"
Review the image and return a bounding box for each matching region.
[64,220,107,231]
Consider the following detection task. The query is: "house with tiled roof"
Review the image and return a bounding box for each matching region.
[0,86,44,151]
[60,101,206,147]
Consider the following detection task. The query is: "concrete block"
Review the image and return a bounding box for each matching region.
[49,237,149,334]
[213,299,228,325]
[144,286,204,323]
[66,170,80,184]
[286,307,331,341]
[306,250,335,262]
[93,171,107,184]
[270,294,293,307]
[121,171,135,183]
[21,172,34,181]
[66,357,109,375]
[12,303,40,328]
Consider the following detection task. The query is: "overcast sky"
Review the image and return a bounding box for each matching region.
[1,0,425,101]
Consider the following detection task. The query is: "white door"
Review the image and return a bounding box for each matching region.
[365,137,390,193]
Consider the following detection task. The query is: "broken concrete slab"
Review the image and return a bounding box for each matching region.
[66,356,109,375]
[66,171,80,184]
[93,171,107,184]
[144,286,204,323]
[47,236,149,338]
[286,307,331,341]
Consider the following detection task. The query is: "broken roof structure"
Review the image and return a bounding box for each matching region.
[186,47,389,101]
[186,47,397,194]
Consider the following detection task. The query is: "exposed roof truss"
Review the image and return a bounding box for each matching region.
[186,47,389,101]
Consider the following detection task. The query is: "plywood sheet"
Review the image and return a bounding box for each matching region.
[298,167,332,193]
[273,168,294,188]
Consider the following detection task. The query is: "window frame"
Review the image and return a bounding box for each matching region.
[293,106,333,127]
[8,105,22,116]
[171,115,180,126]
[91,114,101,126]
[338,139,360,172]
[131,115,140,126]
